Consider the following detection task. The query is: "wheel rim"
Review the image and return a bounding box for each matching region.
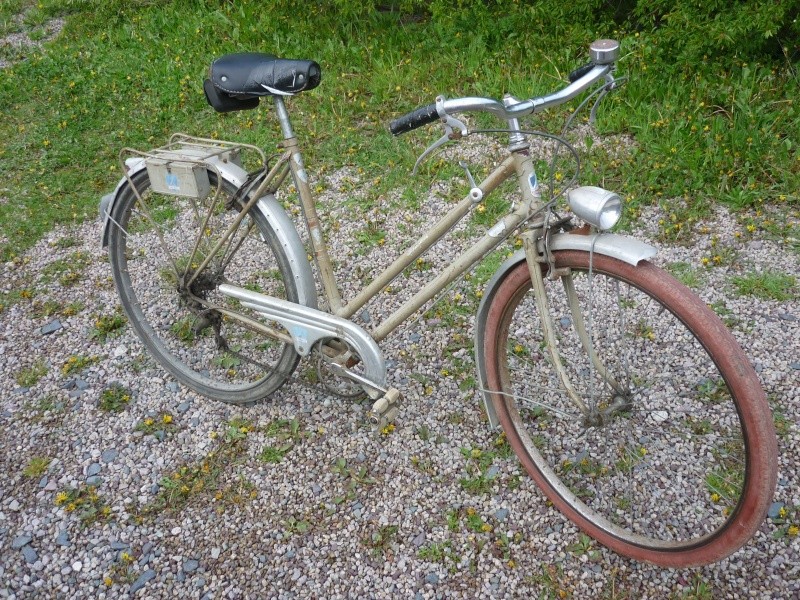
[485,252,765,556]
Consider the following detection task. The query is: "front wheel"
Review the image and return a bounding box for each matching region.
[107,170,301,404]
[480,250,777,567]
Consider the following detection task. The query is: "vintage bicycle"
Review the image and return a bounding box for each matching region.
[100,39,777,567]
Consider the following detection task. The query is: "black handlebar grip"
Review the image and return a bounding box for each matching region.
[568,62,594,83]
[389,103,440,136]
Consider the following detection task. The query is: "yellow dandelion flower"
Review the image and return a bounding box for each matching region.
[162,414,173,424]
[481,523,492,532]
[779,507,787,519]
[144,418,154,426]
[788,525,799,537]
[710,492,720,502]
[104,576,113,587]
[120,552,132,562]
[55,492,69,505]
[466,507,477,516]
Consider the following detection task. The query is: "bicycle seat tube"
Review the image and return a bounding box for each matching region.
[274,96,344,312]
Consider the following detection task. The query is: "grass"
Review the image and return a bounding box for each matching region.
[0,1,797,262]
[15,358,48,387]
[732,270,797,301]
[98,384,132,412]
[22,456,51,478]
[141,417,256,516]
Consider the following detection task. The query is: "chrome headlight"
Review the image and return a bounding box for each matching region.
[567,186,622,231]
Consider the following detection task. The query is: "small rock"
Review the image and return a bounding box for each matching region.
[55,531,70,547]
[86,476,103,486]
[176,402,190,414]
[41,319,63,335]
[768,501,785,519]
[87,463,101,477]
[790,363,800,371]
[130,569,156,594]
[495,508,510,521]
[409,333,422,343]
[74,379,90,391]
[171,527,182,536]
[311,484,322,496]
[100,449,118,463]
[21,546,38,564]
[38,476,48,488]
[183,559,199,573]
[9,499,20,511]
[72,561,82,572]
[412,532,426,547]
[44,480,58,492]
[12,535,32,549]
[425,572,439,585]
[110,541,129,551]
[13,387,30,395]
[210,548,221,559]
[166,382,180,393]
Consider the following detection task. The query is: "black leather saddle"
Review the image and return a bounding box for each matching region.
[203,53,321,113]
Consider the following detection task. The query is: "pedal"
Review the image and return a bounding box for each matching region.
[369,387,402,431]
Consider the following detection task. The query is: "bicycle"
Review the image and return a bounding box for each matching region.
[100,40,777,567]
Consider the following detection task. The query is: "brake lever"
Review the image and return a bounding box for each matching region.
[589,72,622,124]
[412,96,468,175]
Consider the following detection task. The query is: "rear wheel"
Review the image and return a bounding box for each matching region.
[480,250,777,567]
[107,170,300,404]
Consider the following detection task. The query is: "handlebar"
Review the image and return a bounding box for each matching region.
[389,39,620,136]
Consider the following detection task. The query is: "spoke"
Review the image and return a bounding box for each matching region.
[480,387,579,420]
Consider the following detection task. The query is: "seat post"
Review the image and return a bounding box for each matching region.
[273,96,296,140]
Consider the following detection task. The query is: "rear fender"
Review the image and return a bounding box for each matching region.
[99,158,316,309]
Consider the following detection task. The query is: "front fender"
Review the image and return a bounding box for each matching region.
[474,232,657,429]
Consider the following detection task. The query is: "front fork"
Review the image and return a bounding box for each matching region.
[520,229,630,426]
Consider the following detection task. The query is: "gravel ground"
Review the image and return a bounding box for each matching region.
[0,138,799,600]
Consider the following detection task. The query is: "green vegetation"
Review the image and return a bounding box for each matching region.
[142,417,256,515]
[22,455,51,478]
[54,484,111,526]
[15,358,48,387]
[259,417,304,464]
[0,1,797,262]
[732,270,797,301]
[98,384,132,412]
